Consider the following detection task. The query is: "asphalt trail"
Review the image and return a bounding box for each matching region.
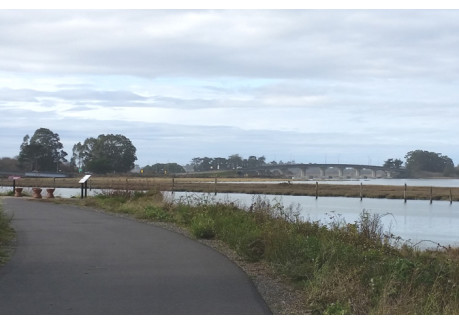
[0,198,271,315]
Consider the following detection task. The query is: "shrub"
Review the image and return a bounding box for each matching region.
[0,205,15,265]
[190,213,216,239]
[143,205,171,221]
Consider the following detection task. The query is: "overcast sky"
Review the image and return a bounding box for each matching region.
[1,8,459,167]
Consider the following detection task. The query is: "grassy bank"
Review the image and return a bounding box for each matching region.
[68,189,459,315]
[0,201,15,265]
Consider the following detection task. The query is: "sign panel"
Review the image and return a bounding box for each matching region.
[79,175,92,184]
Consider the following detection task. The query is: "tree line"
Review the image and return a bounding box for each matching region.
[384,150,456,177]
[1,127,458,177]
[13,128,137,174]
[189,154,298,172]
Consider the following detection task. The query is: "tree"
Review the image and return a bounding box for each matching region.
[143,163,185,175]
[257,156,266,167]
[76,134,137,173]
[228,154,243,169]
[0,157,21,172]
[383,158,403,169]
[18,128,68,172]
[405,150,454,176]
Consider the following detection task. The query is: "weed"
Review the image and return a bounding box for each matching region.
[190,213,216,239]
[143,205,172,221]
[0,204,15,265]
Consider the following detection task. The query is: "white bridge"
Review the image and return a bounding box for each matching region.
[244,163,401,179]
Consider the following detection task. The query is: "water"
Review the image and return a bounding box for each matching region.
[0,187,102,198]
[165,191,459,249]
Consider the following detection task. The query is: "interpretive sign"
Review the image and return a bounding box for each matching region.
[79,175,92,184]
[79,175,92,198]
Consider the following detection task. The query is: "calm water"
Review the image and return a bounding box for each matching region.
[2,179,458,249]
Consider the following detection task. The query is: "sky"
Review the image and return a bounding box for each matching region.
[1,4,459,168]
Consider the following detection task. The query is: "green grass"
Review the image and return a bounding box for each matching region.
[75,190,459,314]
[0,202,15,265]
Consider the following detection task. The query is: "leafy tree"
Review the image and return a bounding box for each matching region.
[0,157,21,172]
[143,163,185,175]
[18,128,68,172]
[190,154,269,172]
[405,150,454,176]
[191,157,213,172]
[227,154,243,169]
[257,156,266,166]
[247,156,258,168]
[212,157,228,170]
[383,158,403,169]
[75,134,137,173]
[71,142,85,171]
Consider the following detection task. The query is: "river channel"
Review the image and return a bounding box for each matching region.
[1,179,458,249]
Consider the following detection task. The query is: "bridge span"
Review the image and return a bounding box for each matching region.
[244,163,400,179]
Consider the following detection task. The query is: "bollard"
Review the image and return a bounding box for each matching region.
[14,188,23,197]
[32,188,42,199]
[46,188,55,199]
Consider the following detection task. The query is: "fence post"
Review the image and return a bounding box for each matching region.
[315,181,319,199]
[404,183,407,203]
[360,182,363,201]
[430,186,433,204]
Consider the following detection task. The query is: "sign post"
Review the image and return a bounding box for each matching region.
[8,176,21,195]
[79,175,92,199]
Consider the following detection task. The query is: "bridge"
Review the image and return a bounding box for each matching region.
[243,163,401,179]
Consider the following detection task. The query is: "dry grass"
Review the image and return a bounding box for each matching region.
[1,176,458,202]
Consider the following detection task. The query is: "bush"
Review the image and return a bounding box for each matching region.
[190,213,216,239]
[143,205,171,221]
[0,205,15,265]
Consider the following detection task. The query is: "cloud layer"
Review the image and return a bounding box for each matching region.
[1,10,459,166]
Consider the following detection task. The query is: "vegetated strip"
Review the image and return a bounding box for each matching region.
[0,201,15,265]
[2,177,458,201]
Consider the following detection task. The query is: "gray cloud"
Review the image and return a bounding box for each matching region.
[2,10,459,80]
[1,10,459,166]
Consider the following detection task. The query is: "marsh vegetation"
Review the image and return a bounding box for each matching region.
[2,176,459,202]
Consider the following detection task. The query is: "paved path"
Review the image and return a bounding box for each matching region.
[0,198,271,315]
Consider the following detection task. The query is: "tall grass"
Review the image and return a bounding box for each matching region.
[0,203,15,265]
[78,190,459,314]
